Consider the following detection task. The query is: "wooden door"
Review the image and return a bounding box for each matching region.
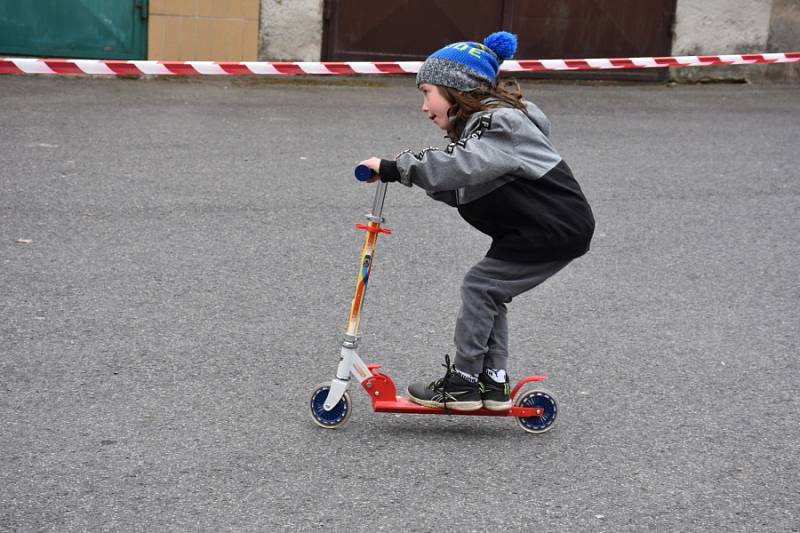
[323,0,677,80]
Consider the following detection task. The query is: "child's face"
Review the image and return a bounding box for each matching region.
[419,83,453,131]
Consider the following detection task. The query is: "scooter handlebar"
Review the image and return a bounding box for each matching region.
[354,164,376,182]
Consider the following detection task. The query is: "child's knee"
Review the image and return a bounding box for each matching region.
[460,274,505,309]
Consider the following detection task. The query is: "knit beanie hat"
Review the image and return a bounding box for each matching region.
[416,31,517,91]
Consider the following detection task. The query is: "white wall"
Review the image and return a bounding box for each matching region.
[672,0,800,80]
[673,0,773,54]
[259,0,323,61]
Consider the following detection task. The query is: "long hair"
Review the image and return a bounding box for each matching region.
[439,79,526,140]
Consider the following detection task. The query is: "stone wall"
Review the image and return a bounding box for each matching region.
[258,0,322,61]
[765,0,800,81]
[672,0,799,82]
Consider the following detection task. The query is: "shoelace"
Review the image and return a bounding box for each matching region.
[428,354,455,409]
[428,354,453,388]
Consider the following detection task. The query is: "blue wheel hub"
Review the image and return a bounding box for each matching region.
[310,386,349,427]
[518,390,557,432]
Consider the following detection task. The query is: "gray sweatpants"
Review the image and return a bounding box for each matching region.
[453,256,571,375]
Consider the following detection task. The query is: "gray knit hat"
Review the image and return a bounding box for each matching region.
[416,31,518,91]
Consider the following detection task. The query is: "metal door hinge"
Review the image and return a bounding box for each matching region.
[135,0,148,21]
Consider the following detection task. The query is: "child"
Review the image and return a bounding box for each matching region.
[358,31,594,411]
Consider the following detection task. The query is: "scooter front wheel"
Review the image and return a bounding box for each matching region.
[514,387,558,434]
[310,383,352,429]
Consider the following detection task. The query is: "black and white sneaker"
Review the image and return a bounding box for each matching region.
[480,373,512,411]
[407,355,482,411]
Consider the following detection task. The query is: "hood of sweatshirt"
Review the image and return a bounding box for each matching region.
[480,97,552,137]
[522,100,552,138]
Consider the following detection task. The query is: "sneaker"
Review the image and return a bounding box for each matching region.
[479,372,512,411]
[407,355,482,411]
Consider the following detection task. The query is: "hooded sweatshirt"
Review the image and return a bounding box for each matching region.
[379,100,595,263]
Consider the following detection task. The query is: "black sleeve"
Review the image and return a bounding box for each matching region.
[379,159,401,182]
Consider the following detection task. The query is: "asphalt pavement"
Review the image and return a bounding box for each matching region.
[1,74,798,532]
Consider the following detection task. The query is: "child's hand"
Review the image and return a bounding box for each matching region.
[358,158,381,183]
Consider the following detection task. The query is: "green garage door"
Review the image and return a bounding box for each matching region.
[0,0,147,59]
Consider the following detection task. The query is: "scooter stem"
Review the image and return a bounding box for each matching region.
[370,181,388,221]
[325,182,390,411]
[343,182,390,343]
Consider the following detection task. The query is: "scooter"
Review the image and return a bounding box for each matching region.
[308,165,558,433]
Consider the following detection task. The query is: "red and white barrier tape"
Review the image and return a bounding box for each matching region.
[1,53,798,76]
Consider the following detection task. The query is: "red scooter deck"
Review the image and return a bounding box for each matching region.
[373,396,544,417]
[364,366,546,417]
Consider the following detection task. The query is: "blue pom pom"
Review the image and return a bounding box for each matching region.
[483,31,517,61]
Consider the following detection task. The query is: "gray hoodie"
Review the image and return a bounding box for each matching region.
[380,101,594,262]
[393,100,563,206]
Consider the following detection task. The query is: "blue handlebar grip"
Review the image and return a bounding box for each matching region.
[354,164,376,182]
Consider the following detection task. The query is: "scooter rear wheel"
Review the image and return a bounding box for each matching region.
[514,387,558,434]
[310,383,352,429]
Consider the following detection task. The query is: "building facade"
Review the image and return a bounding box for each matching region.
[0,0,797,80]
[263,0,799,81]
